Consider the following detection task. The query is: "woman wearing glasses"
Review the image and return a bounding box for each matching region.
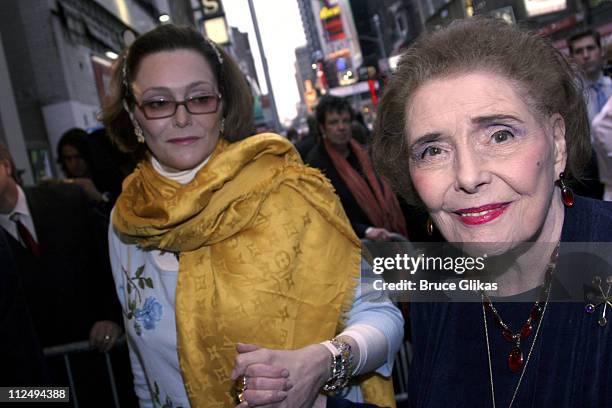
[101,25,402,408]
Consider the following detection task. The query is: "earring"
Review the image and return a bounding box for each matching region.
[426,217,434,236]
[558,172,574,208]
[134,123,145,144]
[219,117,225,136]
[123,100,145,144]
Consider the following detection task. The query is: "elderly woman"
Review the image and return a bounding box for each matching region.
[372,19,612,407]
[101,25,402,408]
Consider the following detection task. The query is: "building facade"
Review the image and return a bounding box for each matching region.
[0,0,192,183]
[417,0,612,47]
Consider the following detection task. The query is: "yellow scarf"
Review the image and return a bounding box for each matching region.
[113,134,396,407]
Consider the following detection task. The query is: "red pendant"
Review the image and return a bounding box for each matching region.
[508,346,524,373]
[520,323,532,339]
[561,186,574,208]
[502,328,514,342]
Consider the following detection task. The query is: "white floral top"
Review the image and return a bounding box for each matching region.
[109,234,188,408]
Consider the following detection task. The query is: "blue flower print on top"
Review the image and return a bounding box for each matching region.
[134,297,163,330]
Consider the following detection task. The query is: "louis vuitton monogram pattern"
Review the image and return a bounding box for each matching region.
[113,134,396,407]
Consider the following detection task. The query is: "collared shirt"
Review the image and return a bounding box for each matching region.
[0,186,38,245]
[586,74,612,124]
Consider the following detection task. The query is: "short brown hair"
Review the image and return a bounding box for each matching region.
[372,18,590,206]
[100,24,254,154]
[568,29,601,54]
[315,95,353,127]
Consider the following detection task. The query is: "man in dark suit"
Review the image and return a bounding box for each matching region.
[0,144,127,405]
[0,227,48,385]
[0,144,121,349]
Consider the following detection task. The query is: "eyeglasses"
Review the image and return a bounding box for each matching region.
[135,94,222,119]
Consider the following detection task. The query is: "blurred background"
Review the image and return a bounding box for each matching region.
[0,0,611,185]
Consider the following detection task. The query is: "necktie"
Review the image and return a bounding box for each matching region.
[10,214,41,257]
[591,83,608,114]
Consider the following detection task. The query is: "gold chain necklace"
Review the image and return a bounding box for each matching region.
[481,243,558,408]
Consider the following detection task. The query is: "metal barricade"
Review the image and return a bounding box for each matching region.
[43,336,126,408]
[392,340,412,402]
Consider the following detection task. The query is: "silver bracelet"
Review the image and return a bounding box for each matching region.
[322,338,353,392]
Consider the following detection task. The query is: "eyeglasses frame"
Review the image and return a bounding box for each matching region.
[134,93,222,120]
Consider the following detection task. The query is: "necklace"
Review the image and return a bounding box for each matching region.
[481,243,559,408]
[482,271,552,373]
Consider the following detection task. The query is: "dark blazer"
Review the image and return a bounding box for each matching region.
[0,228,49,385]
[7,183,120,347]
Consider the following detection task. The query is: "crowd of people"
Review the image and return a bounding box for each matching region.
[1,16,611,408]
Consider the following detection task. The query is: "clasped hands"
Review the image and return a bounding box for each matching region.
[231,343,331,408]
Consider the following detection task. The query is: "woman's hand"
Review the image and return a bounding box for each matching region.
[89,320,122,352]
[231,342,331,408]
[365,227,393,241]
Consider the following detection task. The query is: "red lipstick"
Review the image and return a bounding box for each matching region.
[455,202,510,226]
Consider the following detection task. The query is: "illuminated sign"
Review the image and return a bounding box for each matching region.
[204,17,229,45]
[200,0,228,45]
[320,5,346,42]
[201,0,224,19]
[524,0,566,17]
[320,5,341,20]
[312,0,362,65]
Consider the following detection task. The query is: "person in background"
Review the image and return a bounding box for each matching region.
[567,29,607,199]
[351,121,370,146]
[294,115,320,160]
[57,128,113,206]
[306,95,407,241]
[0,227,49,386]
[352,111,371,146]
[102,24,402,408]
[0,143,125,406]
[373,18,612,406]
[57,128,91,179]
[592,96,612,200]
[604,42,612,78]
[57,127,134,220]
[285,127,299,144]
[569,29,612,122]
[86,127,137,199]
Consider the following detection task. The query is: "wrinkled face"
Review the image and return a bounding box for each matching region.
[61,145,89,178]
[571,36,604,77]
[322,110,352,146]
[131,49,222,172]
[405,71,567,252]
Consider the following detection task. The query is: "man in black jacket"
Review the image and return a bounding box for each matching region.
[0,144,126,405]
[0,227,48,386]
